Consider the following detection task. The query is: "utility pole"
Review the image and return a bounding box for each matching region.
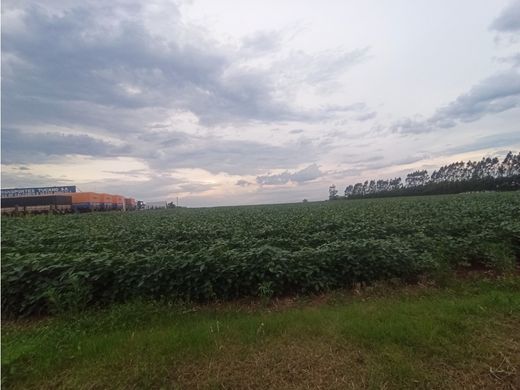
[176,196,179,207]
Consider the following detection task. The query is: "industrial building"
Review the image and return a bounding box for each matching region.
[1,186,137,215]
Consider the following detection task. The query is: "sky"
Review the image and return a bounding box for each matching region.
[2,0,520,206]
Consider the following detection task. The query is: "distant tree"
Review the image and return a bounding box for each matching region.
[462,161,477,181]
[336,151,519,200]
[362,180,369,195]
[376,179,389,193]
[367,180,377,194]
[503,151,520,176]
[352,183,363,196]
[344,185,354,198]
[487,157,501,178]
[405,170,429,187]
[389,177,402,191]
[329,185,338,200]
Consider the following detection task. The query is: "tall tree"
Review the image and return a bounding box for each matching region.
[405,170,429,187]
[368,180,377,194]
[329,185,338,200]
[376,179,389,192]
[362,180,369,195]
[389,177,402,190]
[338,151,519,200]
[352,183,363,196]
[344,185,354,197]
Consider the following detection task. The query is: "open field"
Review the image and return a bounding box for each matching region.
[2,192,520,388]
[2,192,520,317]
[2,277,520,389]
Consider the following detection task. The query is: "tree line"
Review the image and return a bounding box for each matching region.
[329,151,520,200]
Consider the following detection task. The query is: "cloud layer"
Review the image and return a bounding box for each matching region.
[390,71,520,134]
[2,0,519,205]
[490,0,520,33]
[256,164,323,185]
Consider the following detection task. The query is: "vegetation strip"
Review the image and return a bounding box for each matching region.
[334,151,520,200]
[2,192,520,316]
[2,278,520,389]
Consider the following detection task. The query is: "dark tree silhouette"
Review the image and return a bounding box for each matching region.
[337,151,520,200]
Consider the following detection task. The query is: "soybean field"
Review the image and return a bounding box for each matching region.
[2,192,520,317]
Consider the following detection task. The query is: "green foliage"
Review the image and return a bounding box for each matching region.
[257,281,274,300]
[2,192,520,317]
[3,278,520,389]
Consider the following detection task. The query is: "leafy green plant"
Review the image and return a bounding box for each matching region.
[257,281,274,305]
[2,192,519,317]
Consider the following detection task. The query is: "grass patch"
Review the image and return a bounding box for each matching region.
[2,277,520,389]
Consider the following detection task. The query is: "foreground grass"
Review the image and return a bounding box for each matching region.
[2,277,520,389]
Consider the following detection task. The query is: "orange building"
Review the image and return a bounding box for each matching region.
[125,197,137,210]
[100,193,113,210]
[113,195,125,211]
[71,192,103,211]
[2,187,137,214]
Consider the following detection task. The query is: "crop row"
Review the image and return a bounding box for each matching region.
[2,192,519,316]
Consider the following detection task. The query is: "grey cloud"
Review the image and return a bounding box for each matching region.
[256,163,322,185]
[323,103,367,113]
[328,167,364,179]
[135,133,319,175]
[1,128,130,164]
[442,131,520,155]
[343,142,519,178]
[361,154,432,170]
[241,31,281,53]
[496,53,520,67]
[1,0,371,192]
[80,173,221,202]
[390,118,433,134]
[341,137,520,177]
[355,111,377,121]
[1,3,294,129]
[1,169,74,189]
[332,154,434,180]
[343,155,384,165]
[290,129,304,134]
[290,163,323,182]
[256,171,292,185]
[490,1,520,32]
[101,169,149,178]
[2,97,168,138]
[352,142,372,148]
[2,123,321,176]
[327,103,377,125]
[235,179,252,187]
[177,182,217,193]
[292,48,370,84]
[430,71,520,125]
[73,172,193,201]
[391,71,520,134]
[2,1,369,132]
[263,47,370,104]
[190,67,311,125]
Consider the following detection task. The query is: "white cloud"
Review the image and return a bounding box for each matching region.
[2,0,519,206]
[256,164,323,185]
[390,70,520,134]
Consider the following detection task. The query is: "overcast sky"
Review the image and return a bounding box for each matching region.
[2,0,520,206]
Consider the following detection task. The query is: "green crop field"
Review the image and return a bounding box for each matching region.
[2,192,520,389]
[2,192,520,317]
